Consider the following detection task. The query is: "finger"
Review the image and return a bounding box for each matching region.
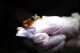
[34,39,65,53]
[16,27,34,37]
[16,27,27,37]
[35,25,61,36]
[35,26,51,33]
[40,40,65,53]
[49,40,65,51]
[33,33,49,43]
[17,27,23,30]
[42,35,66,48]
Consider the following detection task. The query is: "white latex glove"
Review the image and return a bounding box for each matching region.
[16,12,80,53]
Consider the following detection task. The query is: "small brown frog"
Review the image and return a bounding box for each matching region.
[23,14,41,29]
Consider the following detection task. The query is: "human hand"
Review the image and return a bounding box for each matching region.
[16,27,80,53]
[16,26,66,53]
[16,13,80,53]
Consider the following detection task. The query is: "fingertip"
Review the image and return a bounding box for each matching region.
[17,27,23,30]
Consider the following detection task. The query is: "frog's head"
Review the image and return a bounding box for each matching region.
[23,14,41,29]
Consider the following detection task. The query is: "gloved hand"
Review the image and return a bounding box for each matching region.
[16,27,66,53]
[16,12,80,53]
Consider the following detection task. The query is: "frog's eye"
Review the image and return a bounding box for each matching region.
[31,16,35,21]
[31,14,41,20]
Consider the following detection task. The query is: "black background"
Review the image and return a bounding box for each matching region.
[0,0,80,53]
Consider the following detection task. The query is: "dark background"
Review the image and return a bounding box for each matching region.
[0,0,80,53]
